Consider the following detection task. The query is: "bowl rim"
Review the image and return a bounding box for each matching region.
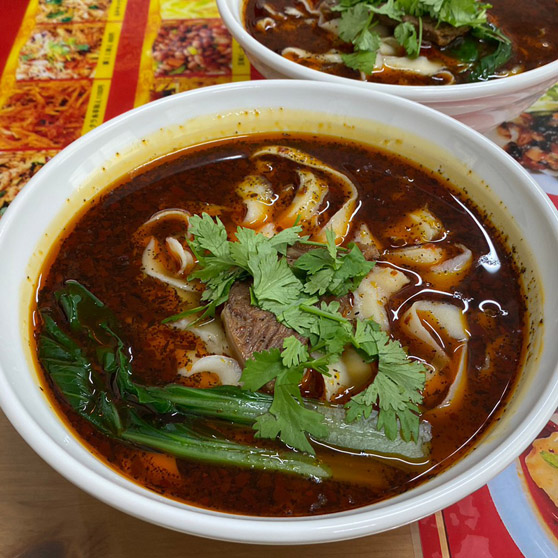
[1,80,558,544]
[217,0,558,102]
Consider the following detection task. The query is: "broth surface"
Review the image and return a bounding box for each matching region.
[35,133,526,516]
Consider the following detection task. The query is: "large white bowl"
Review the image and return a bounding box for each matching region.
[1,80,558,545]
[217,0,558,133]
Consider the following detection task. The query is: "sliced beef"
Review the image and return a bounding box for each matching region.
[221,282,307,366]
[409,16,469,47]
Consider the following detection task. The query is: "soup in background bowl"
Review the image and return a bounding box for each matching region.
[1,80,558,544]
[217,0,558,132]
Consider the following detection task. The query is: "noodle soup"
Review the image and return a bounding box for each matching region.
[34,132,527,516]
[243,0,558,85]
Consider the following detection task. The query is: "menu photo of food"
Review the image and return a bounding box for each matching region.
[0,80,91,150]
[159,0,219,20]
[0,0,127,184]
[488,413,558,556]
[36,0,113,24]
[522,417,558,539]
[16,23,105,80]
[489,84,558,195]
[0,150,57,216]
[135,0,239,105]
[153,20,232,77]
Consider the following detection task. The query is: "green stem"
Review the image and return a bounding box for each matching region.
[300,304,349,323]
[122,418,330,478]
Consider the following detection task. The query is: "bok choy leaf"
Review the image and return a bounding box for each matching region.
[39,282,330,479]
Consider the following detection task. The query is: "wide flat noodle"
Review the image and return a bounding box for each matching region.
[401,300,469,410]
[252,145,358,243]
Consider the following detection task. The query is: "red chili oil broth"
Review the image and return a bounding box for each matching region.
[34,132,527,516]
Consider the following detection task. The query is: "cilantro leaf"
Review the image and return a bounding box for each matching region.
[294,238,374,298]
[274,296,321,335]
[328,244,375,296]
[345,331,425,441]
[438,0,489,27]
[333,0,506,79]
[369,0,404,20]
[241,349,285,391]
[354,27,382,52]
[269,225,306,254]
[342,49,378,75]
[241,348,327,454]
[166,213,426,450]
[293,249,332,274]
[351,318,381,357]
[254,368,328,455]
[394,21,420,58]
[188,213,231,259]
[303,267,336,296]
[338,4,372,43]
[250,247,303,305]
[282,336,309,367]
[304,301,354,356]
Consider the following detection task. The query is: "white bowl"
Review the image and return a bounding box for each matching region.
[217,0,558,133]
[1,80,558,545]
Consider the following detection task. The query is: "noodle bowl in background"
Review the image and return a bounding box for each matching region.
[217,0,558,132]
[0,81,558,543]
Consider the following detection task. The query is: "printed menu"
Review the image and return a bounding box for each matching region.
[0,0,256,213]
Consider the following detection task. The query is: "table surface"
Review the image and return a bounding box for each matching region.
[1,1,557,557]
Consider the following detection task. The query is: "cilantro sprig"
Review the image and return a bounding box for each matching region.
[168,214,426,454]
[332,0,511,80]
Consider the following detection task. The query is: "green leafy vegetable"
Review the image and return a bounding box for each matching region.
[469,39,512,81]
[447,35,479,62]
[39,283,330,479]
[345,329,426,441]
[40,212,427,462]
[394,21,421,58]
[149,384,432,458]
[294,229,375,297]
[40,280,431,480]
[254,367,329,454]
[39,314,121,436]
[121,414,327,478]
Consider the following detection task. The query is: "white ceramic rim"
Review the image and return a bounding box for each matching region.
[217,0,558,103]
[1,80,558,544]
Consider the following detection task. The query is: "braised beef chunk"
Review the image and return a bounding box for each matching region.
[221,282,307,365]
[377,15,469,47]
[354,241,380,261]
[408,16,469,47]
